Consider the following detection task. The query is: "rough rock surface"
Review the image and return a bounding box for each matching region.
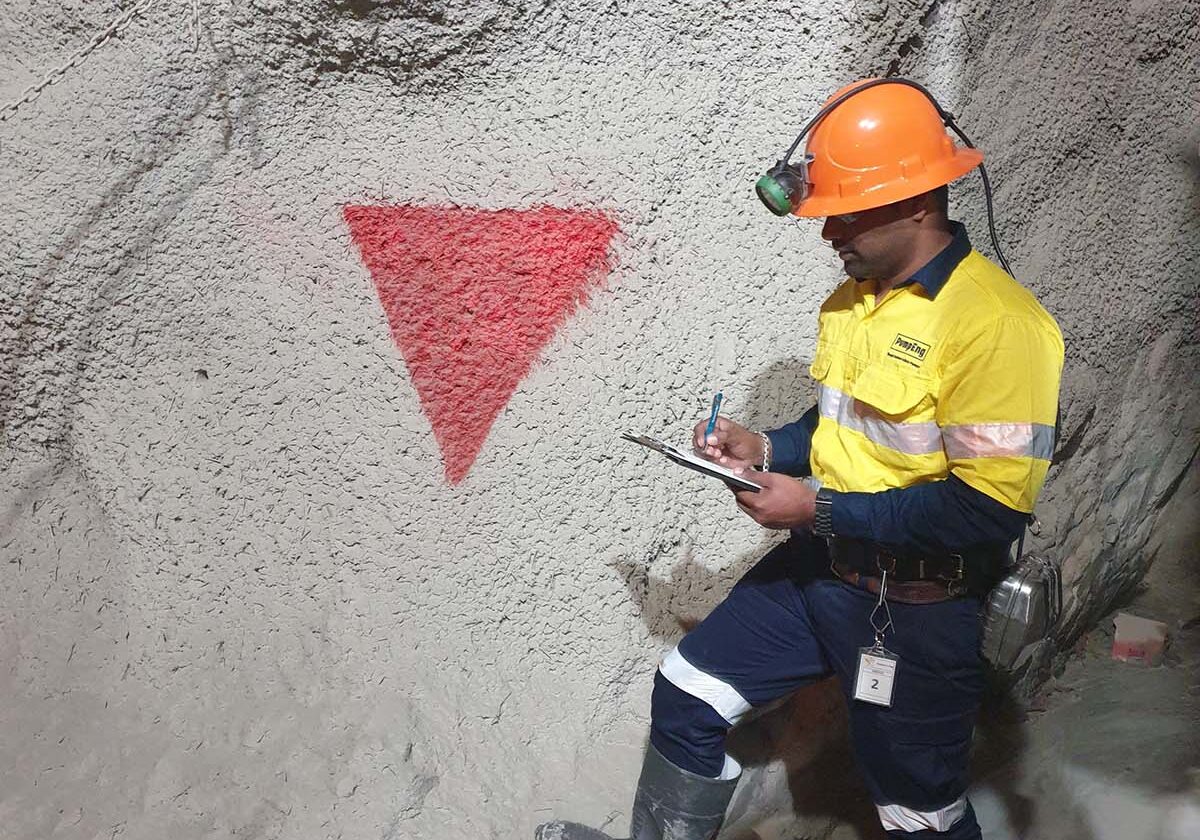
[1,1,1197,838]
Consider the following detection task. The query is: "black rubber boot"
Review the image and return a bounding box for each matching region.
[535,744,739,840]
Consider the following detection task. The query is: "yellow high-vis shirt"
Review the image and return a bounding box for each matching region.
[809,244,1064,514]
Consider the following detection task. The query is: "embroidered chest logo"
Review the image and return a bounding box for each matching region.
[888,334,932,368]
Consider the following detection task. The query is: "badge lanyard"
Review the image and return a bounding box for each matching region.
[853,569,899,707]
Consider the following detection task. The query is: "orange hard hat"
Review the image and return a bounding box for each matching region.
[792,79,983,217]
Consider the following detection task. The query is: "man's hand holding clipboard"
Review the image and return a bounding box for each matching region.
[621,434,762,492]
[622,394,766,493]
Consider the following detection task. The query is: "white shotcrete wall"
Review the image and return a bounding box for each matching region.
[1,1,1196,838]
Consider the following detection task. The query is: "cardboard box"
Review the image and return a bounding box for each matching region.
[1111,612,1169,666]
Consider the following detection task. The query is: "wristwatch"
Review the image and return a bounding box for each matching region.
[812,488,834,538]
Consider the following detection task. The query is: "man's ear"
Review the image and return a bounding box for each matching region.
[908,193,933,222]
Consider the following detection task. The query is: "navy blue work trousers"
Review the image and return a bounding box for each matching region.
[649,535,985,839]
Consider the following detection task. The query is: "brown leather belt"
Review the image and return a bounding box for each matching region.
[825,536,990,604]
[827,537,967,582]
[831,561,959,605]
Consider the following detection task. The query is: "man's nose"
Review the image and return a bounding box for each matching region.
[821,217,839,241]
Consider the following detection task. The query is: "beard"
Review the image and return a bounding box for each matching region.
[839,252,873,280]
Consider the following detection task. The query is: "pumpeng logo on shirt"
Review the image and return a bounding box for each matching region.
[888,334,932,367]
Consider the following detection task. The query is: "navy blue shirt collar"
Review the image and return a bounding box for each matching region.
[895,221,971,299]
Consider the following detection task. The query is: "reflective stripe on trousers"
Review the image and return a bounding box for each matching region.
[658,647,751,727]
[877,796,969,833]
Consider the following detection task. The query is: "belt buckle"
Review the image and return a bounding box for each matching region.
[950,554,964,581]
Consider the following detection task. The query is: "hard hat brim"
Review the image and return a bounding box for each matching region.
[791,148,984,218]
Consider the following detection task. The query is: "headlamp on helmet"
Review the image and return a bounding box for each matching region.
[755,154,813,217]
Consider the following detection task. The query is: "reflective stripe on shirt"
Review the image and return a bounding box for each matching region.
[942,422,1056,461]
[818,383,942,456]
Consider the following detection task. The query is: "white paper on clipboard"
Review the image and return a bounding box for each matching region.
[622,434,763,492]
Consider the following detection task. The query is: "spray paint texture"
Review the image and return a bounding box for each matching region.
[344,205,619,483]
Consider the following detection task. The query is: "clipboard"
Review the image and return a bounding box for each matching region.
[622,434,763,492]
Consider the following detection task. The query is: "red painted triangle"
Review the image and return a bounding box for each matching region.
[344,204,619,484]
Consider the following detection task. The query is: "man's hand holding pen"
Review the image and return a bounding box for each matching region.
[692,413,816,531]
[692,415,763,471]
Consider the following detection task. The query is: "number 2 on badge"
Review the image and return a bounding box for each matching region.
[854,646,898,707]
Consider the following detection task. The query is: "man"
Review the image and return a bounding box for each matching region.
[538,80,1064,840]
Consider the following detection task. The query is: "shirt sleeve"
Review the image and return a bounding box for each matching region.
[765,405,819,476]
[827,474,1029,554]
[935,313,1064,512]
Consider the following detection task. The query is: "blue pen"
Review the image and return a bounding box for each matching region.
[704,391,724,444]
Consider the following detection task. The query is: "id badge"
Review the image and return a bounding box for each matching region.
[853,645,898,707]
